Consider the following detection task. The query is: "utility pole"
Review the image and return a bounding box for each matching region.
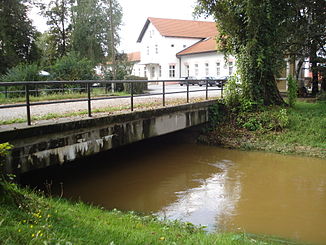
[109,0,116,92]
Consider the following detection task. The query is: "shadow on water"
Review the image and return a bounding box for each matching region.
[21,128,326,245]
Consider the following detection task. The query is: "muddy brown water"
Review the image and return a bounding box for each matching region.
[22,133,326,245]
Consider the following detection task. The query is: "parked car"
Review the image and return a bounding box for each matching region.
[216,76,229,87]
[179,76,198,86]
[198,77,217,86]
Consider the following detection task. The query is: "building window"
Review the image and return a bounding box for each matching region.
[205,63,209,76]
[186,65,190,76]
[183,44,186,48]
[138,68,141,76]
[159,66,162,77]
[216,62,220,76]
[150,67,155,78]
[144,67,147,77]
[195,64,199,77]
[169,65,175,78]
[149,30,154,38]
[155,44,158,54]
[146,46,149,55]
[228,61,233,75]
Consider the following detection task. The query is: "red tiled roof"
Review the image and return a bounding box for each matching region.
[137,17,218,42]
[127,52,141,62]
[177,37,217,56]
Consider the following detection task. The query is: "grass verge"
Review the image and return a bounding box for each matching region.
[0,98,212,125]
[0,183,298,245]
[200,101,326,159]
[0,89,130,104]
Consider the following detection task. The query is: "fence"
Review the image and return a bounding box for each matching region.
[0,79,224,126]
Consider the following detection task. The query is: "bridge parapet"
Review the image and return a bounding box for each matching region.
[1,100,217,175]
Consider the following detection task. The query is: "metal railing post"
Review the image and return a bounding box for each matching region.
[206,80,208,100]
[221,82,223,98]
[25,84,31,125]
[87,83,92,117]
[186,81,189,103]
[130,81,134,111]
[162,81,165,106]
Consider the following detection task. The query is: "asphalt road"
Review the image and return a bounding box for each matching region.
[0,84,222,122]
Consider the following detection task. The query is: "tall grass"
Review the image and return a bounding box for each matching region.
[0,184,297,245]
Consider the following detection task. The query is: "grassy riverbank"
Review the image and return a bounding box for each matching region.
[201,100,326,159]
[0,183,297,245]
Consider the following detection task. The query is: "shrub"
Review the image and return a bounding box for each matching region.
[316,91,326,102]
[0,63,43,97]
[1,63,42,82]
[124,75,148,94]
[224,75,242,108]
[50,52,96,81]
[237,108,289,132]
[287,75,297,107]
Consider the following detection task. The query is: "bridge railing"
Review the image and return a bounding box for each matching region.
[0,79,224,126]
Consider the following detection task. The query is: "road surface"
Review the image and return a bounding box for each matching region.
[0,84,221,122]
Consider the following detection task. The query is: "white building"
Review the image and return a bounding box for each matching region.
[130,17,236,80]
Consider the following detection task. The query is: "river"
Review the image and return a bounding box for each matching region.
[22,132,326,245]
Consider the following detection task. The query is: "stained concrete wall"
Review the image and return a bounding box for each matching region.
[0,100,216,175]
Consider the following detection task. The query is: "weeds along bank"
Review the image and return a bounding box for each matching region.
[200,100,326,159]
[0,182,296,245]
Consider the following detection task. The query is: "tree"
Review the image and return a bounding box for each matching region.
[287,0,326,95]
[196,0,295,105]
[37,0,73,60]
[71,0,122,64]
[0,0,40,75]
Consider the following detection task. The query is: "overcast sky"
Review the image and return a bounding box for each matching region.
[28,0,213,53]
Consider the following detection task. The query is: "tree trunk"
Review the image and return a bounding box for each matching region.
[310,42,319,96]
[321,77,326,92]
[263,72,286,106]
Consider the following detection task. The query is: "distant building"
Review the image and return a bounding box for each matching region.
[129,17,236,80]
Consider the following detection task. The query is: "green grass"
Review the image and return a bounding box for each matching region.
[256,102,326,152]
[204,101,326,158]
[0,183,299,245]
[0,88,130,104]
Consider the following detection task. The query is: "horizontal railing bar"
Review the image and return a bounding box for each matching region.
[0,79,226,86]
[0,87,222,108]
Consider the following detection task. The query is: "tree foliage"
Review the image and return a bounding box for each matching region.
[71,0,122,64]
[37,0,73,62]
[196,0,296,105]
[287,0,326,95]
[0,0,40,75]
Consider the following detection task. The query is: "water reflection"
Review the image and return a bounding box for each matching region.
[157,160,241,232]
[22,135,326,245]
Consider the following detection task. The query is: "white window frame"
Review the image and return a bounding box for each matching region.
[216,62,221,76]
[195,64,199,77]
[169,65,176,78]
[205,63,209,76]
[228,61,233,75]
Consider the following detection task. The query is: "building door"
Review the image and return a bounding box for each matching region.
[150,66,155,79]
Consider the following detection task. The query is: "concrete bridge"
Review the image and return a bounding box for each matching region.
[1,100,216,175]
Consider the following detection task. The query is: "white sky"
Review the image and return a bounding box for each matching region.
[28,0,213,53]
